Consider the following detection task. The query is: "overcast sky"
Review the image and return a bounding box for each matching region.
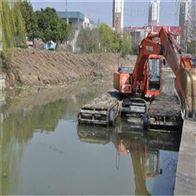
[30,0,180,27]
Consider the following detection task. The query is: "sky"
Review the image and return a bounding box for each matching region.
[30,0,180,27]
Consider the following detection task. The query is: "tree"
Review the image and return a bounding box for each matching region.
[98,23,131,54]
[77,23,132,55]
[112,31,121,52]
[77,27,100,53]
[1,0,26,50]
[1,0,15,49]
[12,0,26,46]
[187,1,196,54]
[19,0,38,40]
[59,20,70,43]
[120,31,132,57]
[98,23,115,52]
[35,7,69,43]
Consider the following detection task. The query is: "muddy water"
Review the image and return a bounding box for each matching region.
[0,79,181,195]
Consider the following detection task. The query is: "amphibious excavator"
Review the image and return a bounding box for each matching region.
[113,27,196,129]
[78,27,196,130]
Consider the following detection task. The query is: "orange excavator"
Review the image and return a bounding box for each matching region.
[114,27,196,124]
[78,27,195,129]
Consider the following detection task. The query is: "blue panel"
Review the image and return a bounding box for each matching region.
[57,11,85,21]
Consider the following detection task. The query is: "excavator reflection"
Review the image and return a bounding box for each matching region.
[77,123,181,195]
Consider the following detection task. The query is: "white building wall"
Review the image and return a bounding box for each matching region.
[149,0,160,26]
[82,17,95,29]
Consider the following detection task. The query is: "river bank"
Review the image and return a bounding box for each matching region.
[2,48,136,88]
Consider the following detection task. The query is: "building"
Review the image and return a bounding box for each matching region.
[126,25,181,53]
[125,0,181,52]
[113,0,124,32]
[58,11,95,30]
[124,27,148,52]
[57,11,95,52]
[179,0,192,48]
[148,0,160,26]
[179,0,191,28]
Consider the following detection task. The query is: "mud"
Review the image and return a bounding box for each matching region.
[3,48,136,87]
[149,93,181,117]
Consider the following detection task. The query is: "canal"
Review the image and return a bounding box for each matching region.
[0,79,181,195]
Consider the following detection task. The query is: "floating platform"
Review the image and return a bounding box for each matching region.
[78,90,121,126]
[78,91,183,131]
[147,93,182,131]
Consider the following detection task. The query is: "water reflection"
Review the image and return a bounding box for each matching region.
[0,79,111,195]
[77,123,181,195]
[1,97,71,195]
[0,79,181,195]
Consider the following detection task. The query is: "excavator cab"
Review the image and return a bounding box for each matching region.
[145,56,161,98]
[114,65,133,94]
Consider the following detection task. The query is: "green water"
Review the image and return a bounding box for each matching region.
[0,79,181,195]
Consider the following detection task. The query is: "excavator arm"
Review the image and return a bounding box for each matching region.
[158,27,196,118]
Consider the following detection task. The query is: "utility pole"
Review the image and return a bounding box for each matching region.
[65,0,69,24]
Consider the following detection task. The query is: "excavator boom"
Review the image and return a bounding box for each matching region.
[158,27,196,118]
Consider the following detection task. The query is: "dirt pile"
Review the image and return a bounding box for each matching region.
[4,48,136,87]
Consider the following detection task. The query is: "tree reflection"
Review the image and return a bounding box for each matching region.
[0,79,111,195]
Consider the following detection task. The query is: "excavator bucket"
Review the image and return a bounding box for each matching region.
[177,68,196,118]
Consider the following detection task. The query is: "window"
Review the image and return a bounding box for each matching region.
[149,58,160,82]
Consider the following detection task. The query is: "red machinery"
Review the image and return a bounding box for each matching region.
[114,27,196,118]
[78,27,195,128]
[114,54,162,97]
